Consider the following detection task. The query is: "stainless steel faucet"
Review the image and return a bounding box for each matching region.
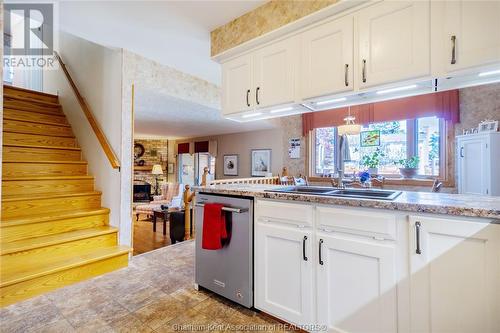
[336,134,348,189]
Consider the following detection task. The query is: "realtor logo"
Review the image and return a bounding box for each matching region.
[4,3,54,56]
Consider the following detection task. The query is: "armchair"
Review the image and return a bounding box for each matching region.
[135,183,184,221]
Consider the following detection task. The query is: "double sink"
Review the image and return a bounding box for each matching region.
[266,186,402,201]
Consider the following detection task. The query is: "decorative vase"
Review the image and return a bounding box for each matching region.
[399,167,418,179]
[368,167,378,175]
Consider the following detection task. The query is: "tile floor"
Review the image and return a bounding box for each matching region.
[0,241,292,333]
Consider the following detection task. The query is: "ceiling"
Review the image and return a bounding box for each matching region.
[58,0,265,85]
[134,89,278,140]
[58,1,276,138]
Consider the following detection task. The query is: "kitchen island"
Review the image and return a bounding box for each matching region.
[194,184,500,333]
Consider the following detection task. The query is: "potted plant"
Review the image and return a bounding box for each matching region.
[361,149,384,175]
[396,156,420,178]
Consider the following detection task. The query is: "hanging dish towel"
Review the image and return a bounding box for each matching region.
[202,203,227,250]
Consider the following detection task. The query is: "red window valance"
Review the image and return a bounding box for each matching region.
[177,142,190,154]
[302,90,459,136]
[194,141,209,153]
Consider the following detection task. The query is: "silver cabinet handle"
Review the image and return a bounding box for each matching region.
[415,221,422,254]
[460,147,464,158]
[302,236,308,261]
[319,239,324,265]
[362,59,367,83]
[256,87,260,105]
[344,64,349,86]
[451,35,457,65]
[246,89,250,107]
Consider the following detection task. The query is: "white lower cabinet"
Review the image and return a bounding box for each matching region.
[317,233,397,333]
[408,216,500,333]
[255,199,500,333]
[254,222,314,326]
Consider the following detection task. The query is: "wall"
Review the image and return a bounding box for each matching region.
[196,83,500,191]
[133,139,171,190]
[178,128,287,179]
[280,115,306,177]
[122,50,220,111]
[211,0,338,56]
[455,82,500,136]
[43,31,133,246]
[312,83,499,191]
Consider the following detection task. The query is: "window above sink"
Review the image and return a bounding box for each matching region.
[314,117,443,178]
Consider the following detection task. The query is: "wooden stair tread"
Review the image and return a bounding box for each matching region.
[2,191,102,202]
[0,245,130,287]
[0,226,117,255]
[4,85,58,99]
[1,208,110,227]
[1,85,128,306]
[2,175,93,181]
[2,105,64,117]
[2,144,80,151]
[2,160,87,164]
[4,94,61,107]
[3,115,71,128]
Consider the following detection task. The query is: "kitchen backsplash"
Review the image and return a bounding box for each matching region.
[456,82,500,136]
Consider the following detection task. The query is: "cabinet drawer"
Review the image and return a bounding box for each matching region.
[316,206,397,240]
[256,199,313,227]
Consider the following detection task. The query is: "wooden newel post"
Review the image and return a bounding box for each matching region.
[183,185,195,240]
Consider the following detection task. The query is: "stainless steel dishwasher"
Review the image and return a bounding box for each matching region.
[194,193,253,308]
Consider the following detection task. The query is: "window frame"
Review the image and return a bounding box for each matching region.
[309,118,455,187]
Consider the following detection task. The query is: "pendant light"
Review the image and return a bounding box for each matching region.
[337,106,362,136]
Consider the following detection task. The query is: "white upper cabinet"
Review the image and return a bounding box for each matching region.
[300,15,354,100]
[254,37,298,109]
[408,216,500,333]
[222,37,298,115]
[443,0,500,73]
[221,54,253,115]
[357,0,430,89]
[317,232,398,333]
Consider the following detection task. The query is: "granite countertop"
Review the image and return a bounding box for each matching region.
[194,184,500,219]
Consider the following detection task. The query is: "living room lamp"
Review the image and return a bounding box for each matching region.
[152,164,164,196]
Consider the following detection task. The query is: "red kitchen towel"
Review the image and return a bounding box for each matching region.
[202,203,227,250]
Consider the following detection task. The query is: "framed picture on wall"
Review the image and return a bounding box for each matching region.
[167,163,174,174]
[251,149,271,177]
[223,155,238,176]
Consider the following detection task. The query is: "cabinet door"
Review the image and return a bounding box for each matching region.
[458,137,488,195]
[443,1,500,73]
[358,1,430,89]
[255,223,314,326]
[221,54,253,115]
[317,233,398,333]
[409,216,500,333]
[300,15,354,100]
[254,37,298,109]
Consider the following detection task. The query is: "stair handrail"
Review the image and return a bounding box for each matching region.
[54,51,121,170]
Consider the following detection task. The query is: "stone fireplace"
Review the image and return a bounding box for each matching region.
[133,180,152,202]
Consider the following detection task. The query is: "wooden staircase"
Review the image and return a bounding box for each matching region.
[1,85,129,307]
